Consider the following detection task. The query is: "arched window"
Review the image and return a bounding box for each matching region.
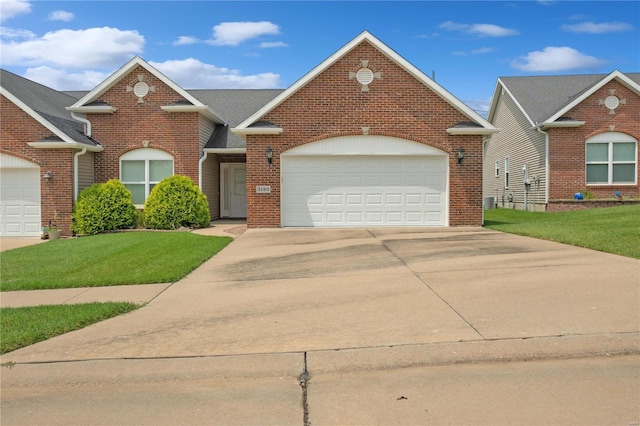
[120,148,174,205]
[586,132,637,185]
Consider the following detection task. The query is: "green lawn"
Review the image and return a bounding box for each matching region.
[1,302,139,354]
[1,232,233,291]
[484,205,640,259]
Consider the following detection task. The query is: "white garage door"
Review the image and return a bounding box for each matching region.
[0,154,42,237]
[281,136,448,227]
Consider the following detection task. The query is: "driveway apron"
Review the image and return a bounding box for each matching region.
[3,227,639,363]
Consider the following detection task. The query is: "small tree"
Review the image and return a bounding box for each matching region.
[143,175,210,230]
[72,180,136,235]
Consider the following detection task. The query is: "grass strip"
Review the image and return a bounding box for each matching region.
[1,302,140,354]
[484,204,640,259]
[1,232,232,291]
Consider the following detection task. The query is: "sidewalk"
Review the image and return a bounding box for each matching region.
[0,220,246,309]
[1,226,638,425]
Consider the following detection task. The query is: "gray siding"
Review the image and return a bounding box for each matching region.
[201,154,220,219]
[199,115,215,152]
[484,88,547,211]
[77,151,94,193]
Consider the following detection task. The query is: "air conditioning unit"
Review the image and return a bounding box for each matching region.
[484,196,497,210]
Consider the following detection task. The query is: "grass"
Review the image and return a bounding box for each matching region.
[0,302,140,354]
[1,231,233,291]
[484,204,640,259]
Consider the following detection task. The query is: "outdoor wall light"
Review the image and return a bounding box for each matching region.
[457,147,465,164]
[265,146,274,165]
[43,171,53,181]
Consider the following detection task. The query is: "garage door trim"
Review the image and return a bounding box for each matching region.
[281,136,449,228]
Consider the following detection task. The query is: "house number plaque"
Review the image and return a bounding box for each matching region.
[256,186,271,193]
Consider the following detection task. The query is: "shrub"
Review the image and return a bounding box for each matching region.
[143,175,210,230]
[72,180,136,235]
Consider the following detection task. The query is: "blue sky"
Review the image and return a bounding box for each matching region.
[1,0,638,115]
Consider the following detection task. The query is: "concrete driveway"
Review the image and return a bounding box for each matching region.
[4,227,638,362]
[2,227,639,425]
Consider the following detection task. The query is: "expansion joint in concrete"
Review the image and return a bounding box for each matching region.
[368,230,487,341]
[298,351,311,426]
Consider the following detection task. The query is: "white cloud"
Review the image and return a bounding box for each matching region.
[0,27,144,68]
[259,41,288,48]
[439,21,519,37]
[150,58,280,89]
[173,36,199,46]
[464,98,491,118]
[451,47,496,56]
[0,0,31,22]
[23,66,109,90]
[511,46,607,71]
[208,21,280,46]
[48,10,74,22]
[561,21,633,34]
[472,47,496,55]
[0,26,35,39]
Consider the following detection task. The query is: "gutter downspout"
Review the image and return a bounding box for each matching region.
[73,148,87,201]
[198,151,208,190]
[536,125,550,205]
[70,112,91,138]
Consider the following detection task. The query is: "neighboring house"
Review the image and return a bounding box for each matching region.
[484,71,640,211]
[1,31,496,237]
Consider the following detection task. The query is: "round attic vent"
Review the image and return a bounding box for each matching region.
[133,81,150,98]
[356,68,374,85]
[604,95,620,110]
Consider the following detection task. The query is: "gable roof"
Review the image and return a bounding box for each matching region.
[67,56,227,124]
[191,89,284,150]
[489,70,640,127]
[233,31,497,136]
[0,69,102,151]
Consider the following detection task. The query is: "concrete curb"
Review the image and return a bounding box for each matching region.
[307,333,640,373]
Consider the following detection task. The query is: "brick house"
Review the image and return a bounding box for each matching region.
[1,31,496,237]
[484,71,640,212]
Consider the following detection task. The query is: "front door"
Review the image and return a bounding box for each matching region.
[228,164,247,218]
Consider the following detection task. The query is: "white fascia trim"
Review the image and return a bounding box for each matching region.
[537,121,586,130]
[230,127,284,136]
[66,105,117,113]
[68,56,227,124]
[161,105,208,113]
[161,104,225,123]
[1,86,80,145]
[235,31,496,132]
[204,148,247,154]
[27,141,103,152]
[545,70,640,123]
[446,127,500,135]
[490,79,535,127]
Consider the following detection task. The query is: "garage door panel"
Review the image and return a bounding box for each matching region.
[0,166,41,236]
[346,194,363,205]
[366,194,383,205]
[282,153,447,227]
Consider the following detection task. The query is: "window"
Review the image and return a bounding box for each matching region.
[504,157,510,188]
[495,160,500,177]
[586,132,637,185]
[120,148,174,205]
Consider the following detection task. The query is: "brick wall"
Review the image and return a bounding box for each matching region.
[245,41,484,227]
[1,95,76,235]
[548,80,640,200]
[88,66,201,186]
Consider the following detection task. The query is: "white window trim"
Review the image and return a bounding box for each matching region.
[120,148,174,206]
[585,132,637,186]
